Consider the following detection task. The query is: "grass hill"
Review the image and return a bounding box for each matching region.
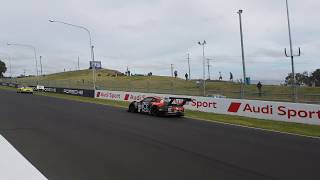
[5,68,320,103]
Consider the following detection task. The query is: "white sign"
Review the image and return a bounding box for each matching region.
[36,85,45,91]
[95,90,320,125]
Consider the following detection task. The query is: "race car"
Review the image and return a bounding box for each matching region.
[17,85,34,94]
[128,96,192,117]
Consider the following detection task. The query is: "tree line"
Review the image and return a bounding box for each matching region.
[0,60,7,78]
[285,69,320,87]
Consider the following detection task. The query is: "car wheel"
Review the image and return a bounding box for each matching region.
[176,114,184,118]
[128,104,136,113]
[151,107,159,116]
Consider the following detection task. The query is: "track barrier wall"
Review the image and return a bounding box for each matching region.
[95,90,320,125]
[43,87,95,97]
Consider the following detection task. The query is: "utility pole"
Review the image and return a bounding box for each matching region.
[284,0,301,102]
[187,53,191,80]
[207,59,210,80]
[171,64,174,77]
[126,66,129,76]
[9,57,12,80]
[206,58,213,80]
[91,45,96,85]
[78,56,80,70]
[39,56,43,76]
[237,10,246,99]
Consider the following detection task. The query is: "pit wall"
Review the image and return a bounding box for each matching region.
[95,90,320,125]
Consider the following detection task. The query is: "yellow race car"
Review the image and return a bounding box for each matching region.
[17,85,34,94]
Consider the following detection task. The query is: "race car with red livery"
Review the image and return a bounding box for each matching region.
[128,96,192,117]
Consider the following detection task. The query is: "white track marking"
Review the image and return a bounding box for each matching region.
[0,135,47,180]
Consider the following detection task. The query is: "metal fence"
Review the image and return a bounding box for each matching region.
[1,78,320,104]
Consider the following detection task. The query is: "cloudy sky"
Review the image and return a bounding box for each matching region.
[0,0,319,81]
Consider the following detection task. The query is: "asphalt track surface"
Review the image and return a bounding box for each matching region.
[0,89,320,180]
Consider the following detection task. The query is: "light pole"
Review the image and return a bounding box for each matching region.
[9,57,12,79]
[49,20,96,89]
[237,10,246,99]
[7,43,39,84]
[40,56,43,76]
[187,53,191,80]
[78,56,80,71]
[198,40,206,96]
[171,64,174,77]
[284,0,300,102]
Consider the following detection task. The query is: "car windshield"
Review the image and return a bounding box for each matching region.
[142,97,153,102]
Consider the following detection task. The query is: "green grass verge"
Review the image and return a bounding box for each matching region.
[1,85,320,137]
[186,111,320,137]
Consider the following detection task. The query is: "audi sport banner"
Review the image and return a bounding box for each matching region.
[95,90,320,125]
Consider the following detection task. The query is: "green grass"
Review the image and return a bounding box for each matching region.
[1,85,319,137]
[186,111,320,137]
[4,69,320,103]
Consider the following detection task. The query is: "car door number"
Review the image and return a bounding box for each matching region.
[142,102,149,112]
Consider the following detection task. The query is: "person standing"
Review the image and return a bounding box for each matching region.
[230,72,233,82]
[257,81,262,97]
[185,73,189,80]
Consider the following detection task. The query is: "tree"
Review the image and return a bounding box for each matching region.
[285,71,311,86]
[0,60,7,78]
[311,69,320,87]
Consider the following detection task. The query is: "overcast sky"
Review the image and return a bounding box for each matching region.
[0,0,319,81]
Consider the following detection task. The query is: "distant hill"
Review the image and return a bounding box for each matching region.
[38,69,124,81]
[8,68,320,103]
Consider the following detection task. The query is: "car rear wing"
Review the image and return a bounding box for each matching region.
[168,97,192,106]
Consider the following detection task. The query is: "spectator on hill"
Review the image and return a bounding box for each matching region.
[185,73,189,80]
[230,72,233,82]
[257,81,262,97]
[174,70,178,78]
[219,72,222,81]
